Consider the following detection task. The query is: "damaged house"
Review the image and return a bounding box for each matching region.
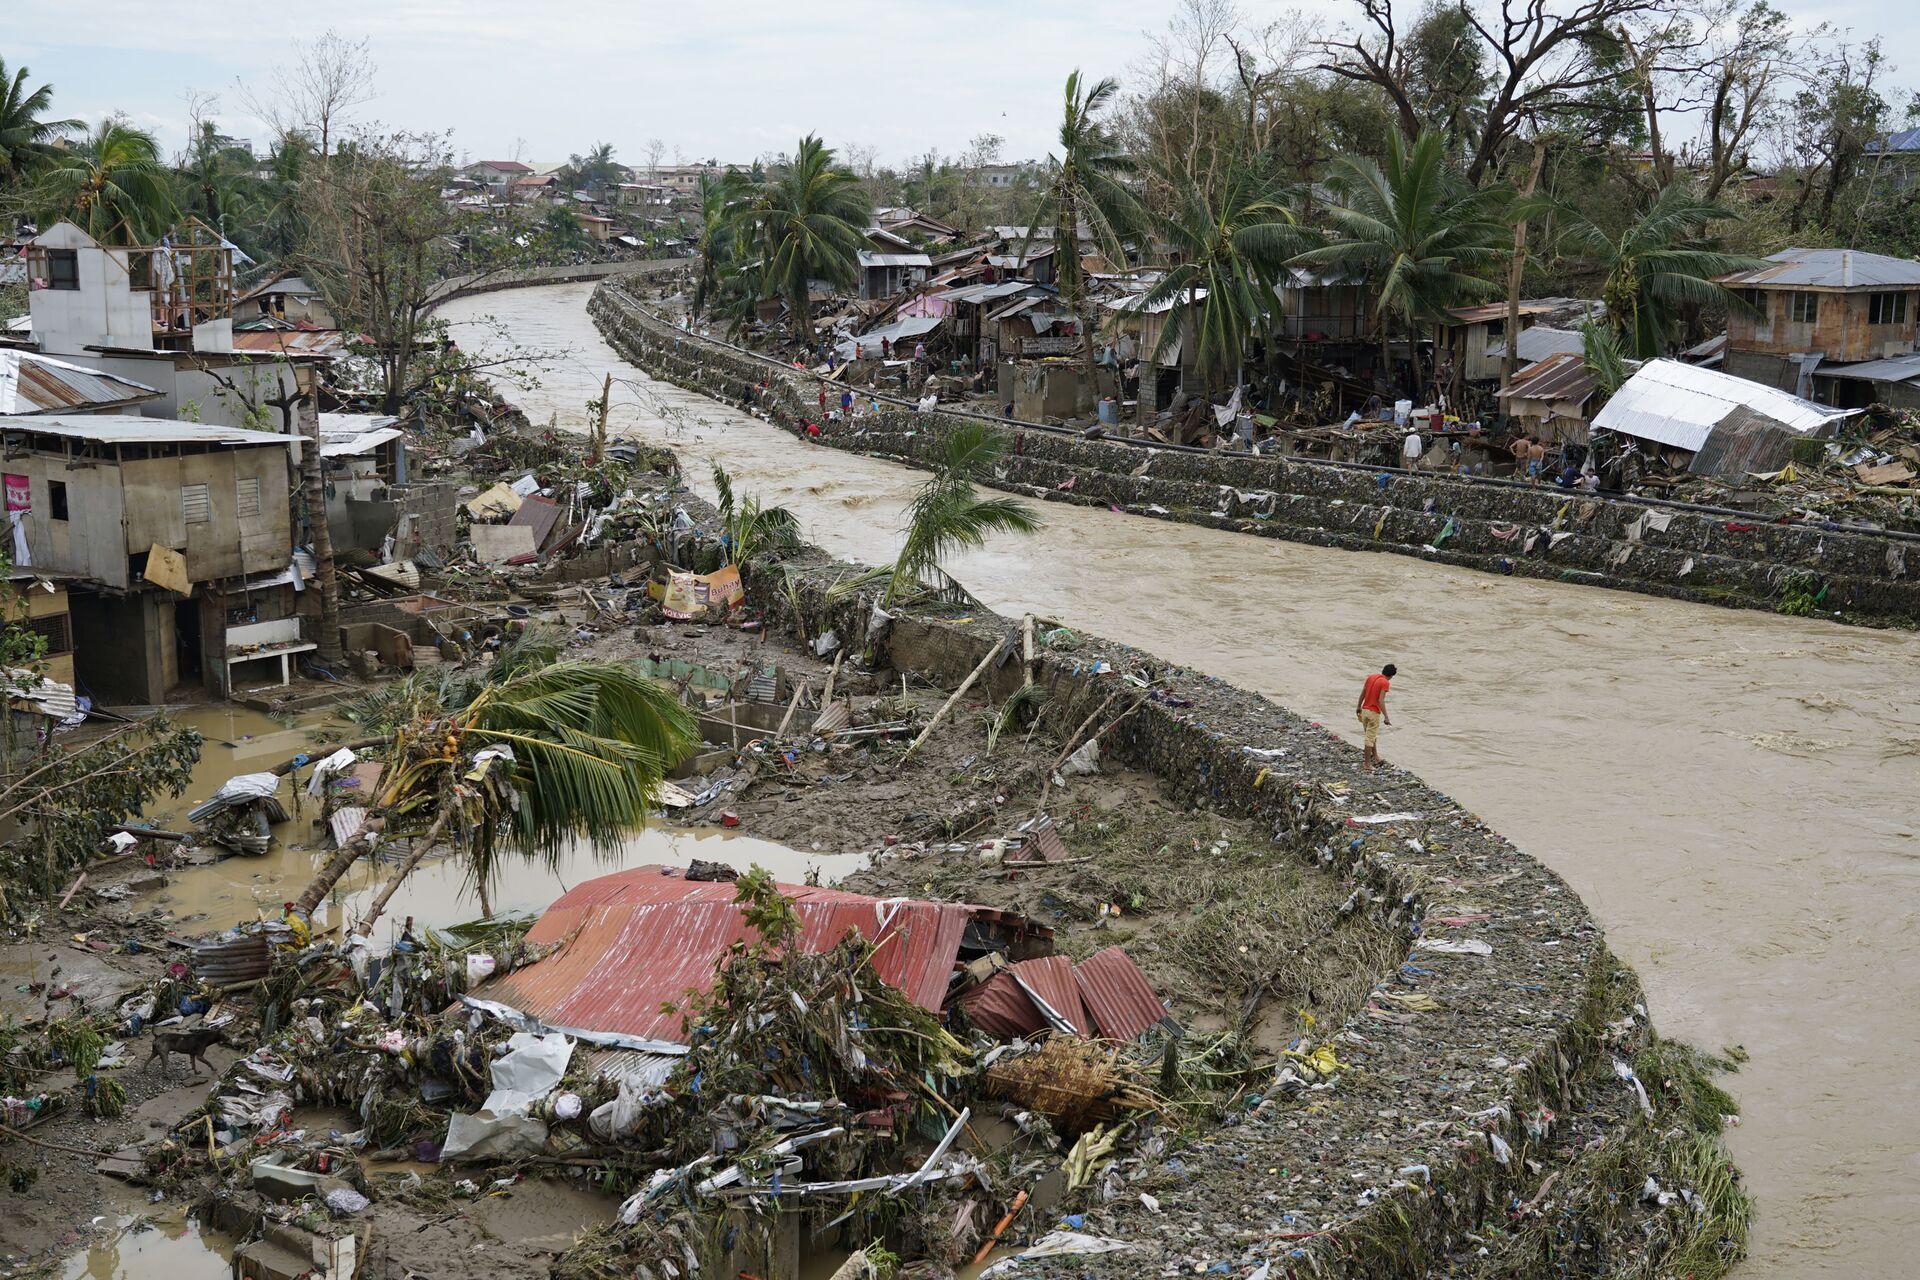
[0,414,303,703]
[1590,358,1859,475]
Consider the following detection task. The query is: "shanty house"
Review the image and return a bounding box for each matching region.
[1498,352,1603,442]
[0,415,302,702]
[1590,358,1858,475]
[1274,267,1371,343]
[1719,248,1920,393]
[236,271,336,329]
[1441,302,1551,382]
[857,228,931,299]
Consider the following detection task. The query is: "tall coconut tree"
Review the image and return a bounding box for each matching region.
[0,59,77,189]
[36,118,178,244]
[730,136,871,344]
[692,169,748,316]
[1529,183,1763,359]
[1135,163,1311,416]
[1291,128,1508,400]
[294,642,696,927]
[885,423,1041,605]
[1020,71,1145,411]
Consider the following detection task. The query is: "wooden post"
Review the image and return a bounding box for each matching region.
[1021,614,1035,689]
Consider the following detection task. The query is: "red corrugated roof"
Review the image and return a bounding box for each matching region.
[1072,947,1167,1041]
[478,865,1037,1044]
[957,956,1091,1037]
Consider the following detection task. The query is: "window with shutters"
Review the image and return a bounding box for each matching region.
[182,483,211,525]
[236,476,261,518]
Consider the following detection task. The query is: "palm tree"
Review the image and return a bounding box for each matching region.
[1135,163,1311,416]
[692,169,747,316]
[1292,129,1508,400]
[1021,72,1144,410]
[564,142,622,195]
[730,136,871,344]
[294,639,696,927]
[36,118,178,244]
[1530,183,1762,359]
[885,423,1042,605]
[0,59,77,188]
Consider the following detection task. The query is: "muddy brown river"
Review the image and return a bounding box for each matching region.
[441,281,1920,1277]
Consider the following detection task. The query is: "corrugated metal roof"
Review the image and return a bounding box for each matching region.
[858,252,932,269]
[957,956,1091,1037]
[1718,248,1920,289]
[1867,127,1920,155]
[1072,947,1167,1041]
[1485,327,1585,362]
[937,280,1037,305]
[320,427,404,458]
[230,330,346,357]
[477,865,1045,1044]
[1592,358,1857,452]
[0,350,161,414]
[836,315,943,361]
[1814,352,1920,383]
[1,414,301,451]
[1499,351,1598,403]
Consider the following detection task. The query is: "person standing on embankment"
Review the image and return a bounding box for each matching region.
[1356,664,1395,771]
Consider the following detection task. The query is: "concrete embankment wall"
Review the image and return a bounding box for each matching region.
[591,278,1920,626]
[760,553,1627,1277]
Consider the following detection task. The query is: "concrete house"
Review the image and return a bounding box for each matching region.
[0,415,302,703]
[1719,248,1920,397]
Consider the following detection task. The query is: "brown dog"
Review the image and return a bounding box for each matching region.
[144,1025,227,1076]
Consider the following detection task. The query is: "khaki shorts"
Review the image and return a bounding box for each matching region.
[1359,709,1382,748]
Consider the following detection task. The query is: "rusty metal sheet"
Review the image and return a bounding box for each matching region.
[810,700,851,735]
[1073,946,1168,1041]
[0,350,159,414]
[190,935,271,985]
[508,494,564,550]
[957,956,1090,1038]
[483,865,1019,1043]
[1007,814,1068,863]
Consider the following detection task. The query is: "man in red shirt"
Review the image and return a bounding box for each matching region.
[1355,664,1396,771]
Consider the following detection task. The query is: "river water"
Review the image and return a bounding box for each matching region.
[442,281,1920,1277]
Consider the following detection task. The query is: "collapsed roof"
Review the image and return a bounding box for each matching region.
[474,864,1049,1046]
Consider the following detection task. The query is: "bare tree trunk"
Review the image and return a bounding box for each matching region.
[293,830,367,918]
[357,802,457,937]
[296,381,343,666]
[1504,141,1549,392]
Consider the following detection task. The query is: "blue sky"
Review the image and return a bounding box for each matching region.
[10,0,1916,171]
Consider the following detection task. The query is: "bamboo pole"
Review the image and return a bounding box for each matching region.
[903,639,1003,760]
